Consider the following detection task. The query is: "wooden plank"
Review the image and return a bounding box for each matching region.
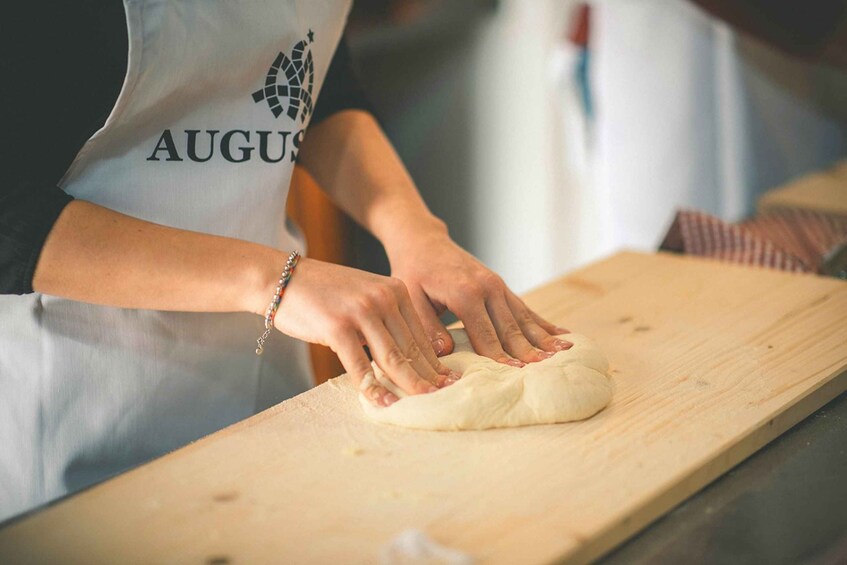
[1,252,846,564]
[757,160,847,216]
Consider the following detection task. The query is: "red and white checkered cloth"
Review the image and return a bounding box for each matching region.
[660,208,847,274]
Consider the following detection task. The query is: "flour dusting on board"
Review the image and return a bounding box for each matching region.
[380,529,474,565]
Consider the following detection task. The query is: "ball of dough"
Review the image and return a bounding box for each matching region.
[359,330,612,431]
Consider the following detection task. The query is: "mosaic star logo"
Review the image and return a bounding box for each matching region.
[252,29,315,123]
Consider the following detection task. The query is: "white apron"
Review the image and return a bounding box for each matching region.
[0,0,351,522]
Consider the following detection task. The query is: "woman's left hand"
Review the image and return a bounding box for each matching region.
[296,110,571,364]
[387,230,572,365]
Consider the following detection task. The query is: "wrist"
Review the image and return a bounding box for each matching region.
[377,212,450,260]
[242,248,291,317]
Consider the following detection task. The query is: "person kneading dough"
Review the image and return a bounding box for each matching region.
[1,1,573,522]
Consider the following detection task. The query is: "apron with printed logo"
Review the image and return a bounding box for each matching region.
[0,0,351,521]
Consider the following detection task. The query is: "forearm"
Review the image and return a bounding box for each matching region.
[32,200,283,316]
[297,110,448,256]
[295,113,567,366]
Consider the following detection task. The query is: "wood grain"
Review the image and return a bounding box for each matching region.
[757,159,847,216]
[1,252,846,564]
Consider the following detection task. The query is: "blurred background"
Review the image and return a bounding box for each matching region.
[335,0,847,294]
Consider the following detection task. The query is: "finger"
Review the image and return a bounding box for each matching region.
[392,284,451,371]
[408,288,455,358]
[360,313,441,396]
[506,293,573,353]
[486,290,551,363]
[455,299,524,367]
[384,304,457,389]
[332,330,398,407]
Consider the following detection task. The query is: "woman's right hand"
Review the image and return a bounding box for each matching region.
[262,257,458,407]
[31,203,452,408]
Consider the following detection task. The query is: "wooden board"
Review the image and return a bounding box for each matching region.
[2,252,846,564]
[757,159,847,216]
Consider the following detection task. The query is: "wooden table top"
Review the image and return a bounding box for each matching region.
[2,251,846,564]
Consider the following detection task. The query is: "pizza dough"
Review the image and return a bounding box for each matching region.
[359,329,612,431]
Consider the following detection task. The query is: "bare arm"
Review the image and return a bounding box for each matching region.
[32,200,281,316]
[297,110,447,254]
[31,199,452,404]
[297,111,571,363]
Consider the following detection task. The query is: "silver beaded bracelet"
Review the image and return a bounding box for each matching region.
[255,250,300,355]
